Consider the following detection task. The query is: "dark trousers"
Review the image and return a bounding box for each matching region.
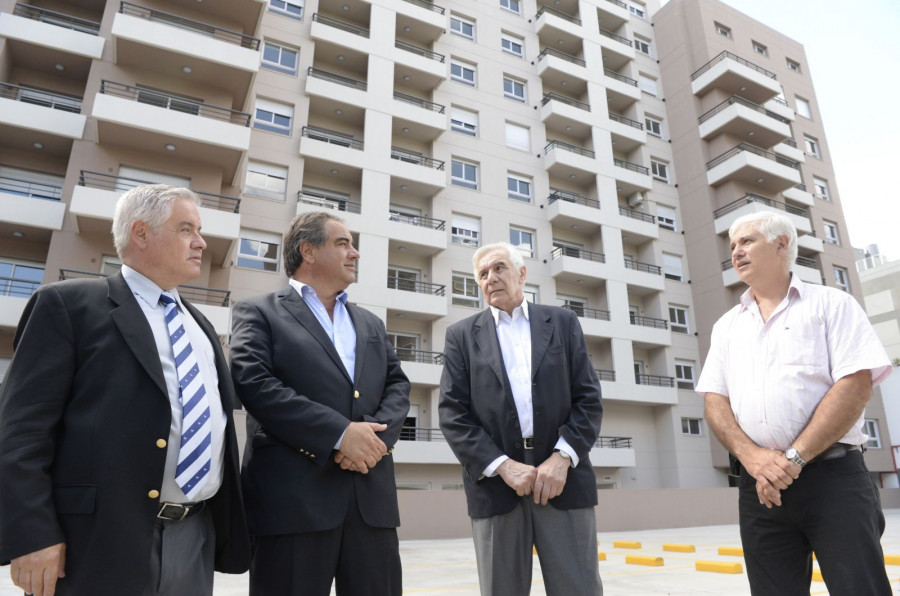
[738,450,891,596]
[249,489,402,596]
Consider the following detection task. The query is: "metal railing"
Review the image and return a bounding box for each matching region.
[119,2,259,49]
[618,206,655,223]
[614,158,649,175]
[0,81,82,113]
[390,148,445,170]
[395,39,444,62]
[547,189,599,209]
[59,269,230,306]
[393,91,444,113]
[312,13,370,37]
[386,277,446,296]
[0,175,62,201]
[537,47,586,67]
[545,140,595,159]
[712,193,808,219]
[697,95,789,125]
[630,314,668,329]
[394,349,445,365]
[598,27,632,46]
[771,96,788,106]
[78,171,241,213]
[99,80,250,125]
[595,369,616,382]
[691,50,777,81]
[597,435,631,448]
[302,125,364,150]
[297,190,361,214]
[794,182,807,191]
[636,373,675,387]
[541,92,590,111]
[388,211,446,231]
[562,304,611,321]
[624,259,661,275]
[604,68,638,86]
[609,112,643,129]
[781,138,798,148]
[706,142,799,171]
[396,427,631,448]
[535,5,581,25]
[551,246,605,263]
[0,275,42,298]
[307,67,367,91]
[606,0,627,8]
[401,0,445,14]
[14,3,100,34]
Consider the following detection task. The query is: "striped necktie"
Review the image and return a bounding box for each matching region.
[160,292,212,500]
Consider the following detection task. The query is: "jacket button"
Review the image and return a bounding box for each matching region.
[148,490,160,499]
[514,442,522,449]
[354,390,360,399]
[156,439,167,448]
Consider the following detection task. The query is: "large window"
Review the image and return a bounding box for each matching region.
[663,253,684,281]
[675,361,696,390]
[813,176,831,201]
[268,0,303,19]
[501,32,524,58]
[452,273,481,308]
[505,122,530,151]
[245,161,287,201]
[682,418,702,436]
[865,419,882,449]
[503,76,526,102]
[450,14,475,40]
[796,96,812,119]
[645,115,663,138]
[451,159,479,190]
[657,205,677,231]
[450,106,478,137]
[507,173,532,202]
[451,213,480,247]
[833,266,850,293]
[450,59,477,86]
[261,41,299,75]
[823,220,841,245]
[254,98,293,135]
[509,227,535,259]
[669,305,689,333]
[651,159,670,183]
[237,230,280,272]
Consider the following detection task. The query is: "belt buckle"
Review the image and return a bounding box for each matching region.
[523,437,534,450]
[157,502,190,521]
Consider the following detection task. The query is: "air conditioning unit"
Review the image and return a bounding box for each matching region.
[627,191,644,207]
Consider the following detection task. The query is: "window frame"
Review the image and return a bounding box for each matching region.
[638,74,658,96]
[449,14,475,40]
[261,40,299,75]
[507,173,532,203]
[751,41,768,56]
[245,161,288,201]
[675,361,696,390]
[509,226,536,259]
[823,220,841,245]
[452,272,481,308]
[267,0,303,20]
[237,229,281,272]
[451,158,479,190]
[634,36,651,56]
[505,121,530,151]
[813,176,831,201]
[786,58,802,73]
[833,266,850,293]
[651,159,670,183]
[714,22,731,38]
[865,419,882,449]
[669,305,689,333]
[804,135,820,158]
[450,59,477,87]
[451,213,481,247]
[501,32,525,58]
[500,0,521,15]
[662,253,684,281]
[645,115,662,138]
[681,417,702,436]
[796,96,812,119]
[503,76,526,103]
[657,205,677,231]
[450,106,478,137]
[253,98,293,135]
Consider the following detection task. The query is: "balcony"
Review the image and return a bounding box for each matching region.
[388,147,446,192]
[546,190,601,233]
[535,6,583,42]
[698,95,791,147]
[617,206,658,240]
[296,190,364,232]
[549,246,609,287]
[597,27,635,67]
[706,143,801,193]
[311,13,374,61]
[623,259,664,293]
[713,193,812,236]
[627,314,670,346]
[0,271,41,329]
[306,67,367,111]
[596,0,630,30]
[691,51,781,104]
[0,175,67,231]
[537,48,588,87]
[764,96,795,122]
[0,5,103,59]
[385,278,447,321]
[396,0,445,44]
[603,68,641,103]
[386,209,447,256]
[0,82,85,139]
[608,112,646,151]
[600,376,677,406]
[782,182,814,207]
[540,92,593,138]
[543,140,596,181]
[395,349,444,387]
[299,125,366,171]
[796,231,824,254]
[562,304,615,339]
[613,158,652,192]
[391,93,446,142]
[773,138,806,165]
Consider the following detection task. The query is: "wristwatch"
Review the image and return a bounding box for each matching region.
[785,447,806,468]
[554,449,571,461]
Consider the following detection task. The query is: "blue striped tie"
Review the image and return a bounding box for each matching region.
[160,292,212,500]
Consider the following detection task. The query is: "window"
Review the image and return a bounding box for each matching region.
[451,159,478,189]
[387,266,420,292]
[268,0,303,20]
[0,259,44,298]
[662,253,684,281]
[254,98,293,135]
[823,220,841,245]
[261,41,299,75]
[864,419,882,449]
[638,74,657,96]
[451,213,480,247]
[645,115,662,138]
[388,332,419,362]
[245,161,287,201]
[669,305,689,333]
[813,176,831,201]
[500,0,521,15]
[237,230,280,272]
[804,135,820,158]
[634,36,651,56]
[503,76,526,102]
[752,41,768,56]
[796,96,812,119]
[501,32,524,57]
[786,58,802,73]
[657,205,677,231]
[100,255,122,276]
[450,106,478,136]
[714,22,731,38]
[628,3,645,18]
[833,266,850,292]
[509,227,535,259]
[554,240,583,259]
[675,361,696,390]
[505,122,530,151]
[559,295,586,317]
[450,59,477,86]
[450,14,475,40]
[651,159,670,183]
[452,273,481,307]
[682,417,702,436]
[507,173,532,202]
[523,284,539,304]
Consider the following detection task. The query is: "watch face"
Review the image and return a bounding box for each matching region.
[786,448,797,458]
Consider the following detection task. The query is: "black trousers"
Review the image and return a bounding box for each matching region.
[738,450,891,596]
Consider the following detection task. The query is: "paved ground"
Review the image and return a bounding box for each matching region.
[4,509,900,595]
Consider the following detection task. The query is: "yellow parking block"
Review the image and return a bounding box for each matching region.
[614,540,642,549]
[885,554,900,565]
[718,546,744,556]
[597,552,607,561]
[663,543,696,553]
[626,555,664,567]
[696,561,743,574]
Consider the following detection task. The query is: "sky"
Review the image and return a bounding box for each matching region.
[661,0,900,261]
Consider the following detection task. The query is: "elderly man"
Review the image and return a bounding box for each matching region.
[439,241,604,596]
[0,184,249,596]
[697,211,892,595]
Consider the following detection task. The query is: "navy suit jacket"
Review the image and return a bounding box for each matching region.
[439,303,603,518]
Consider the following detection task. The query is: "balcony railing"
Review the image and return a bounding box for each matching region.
[562,304,611,321]
[706,142,799,171]
[606,0,628,8]
[535,5,581,25]
[14,3,100,34]
[618,206,655,223]
[0,175,62,201]
[390,148,445,170]
[119,2,259,49]
[609,112,643,129]
[302,125,364,150]
[0,82,82,113]
[541,92,590,112]
[0,275,42,298]
[624,259,661,275]
[297,190,361,214]
[551,246,605,263]
[603,68,638,86]
[393,91,445,113]
[595,369,616,382]
[545,140,595,159]
[401,0,445,14]
[395,39,444,62]
[713,192,808,219]
[537,47,586,68]
[636,373,675,387]
[388,211,446,231]
[547,189,599,209]
[307,67,367,91]
[78,171,241,213]
[614,158,649,175]
[59,269,230,306]
[394,348,445,365]
[691,50,777,81]
[597,435,631,448]
[396,427,631,447]
[99,80,250,125]
[598,27,632,47]
[630,314,668,329]
[312,12,370,37]
[386,277,446,296]
[781,138,798,148]
[698,95,789,125]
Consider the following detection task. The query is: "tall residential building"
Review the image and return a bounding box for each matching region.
[0,0,891,494]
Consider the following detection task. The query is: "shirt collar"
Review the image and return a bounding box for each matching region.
[121,264,181,310]
[489,298,529,325]
[739,272,804,312]
[288,278,349,305]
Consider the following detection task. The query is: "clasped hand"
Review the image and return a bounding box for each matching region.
[333,421,388,474]
[498,452,570,506]
[742,447,801,508]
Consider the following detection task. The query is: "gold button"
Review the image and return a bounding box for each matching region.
[148,490,160,499]
[311,454,316,459]
[156,439,167,448]
[353,390,360,399]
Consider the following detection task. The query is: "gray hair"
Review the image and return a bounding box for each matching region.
[729,211,798,270]
[472,242,525,278]
[112,184,200,258]
[283,211,344,277]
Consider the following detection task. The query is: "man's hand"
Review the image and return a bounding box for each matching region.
[533,452,570,505]
[10,542,66,596]
[741,447,801,508]
[336,422,388,474]
[498,459,537,496]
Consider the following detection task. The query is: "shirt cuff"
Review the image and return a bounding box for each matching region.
[554,438,579,468]
[334,429,347,451]
[483,455,509,478]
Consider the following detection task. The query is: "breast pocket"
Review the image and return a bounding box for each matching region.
[778,319,826,368]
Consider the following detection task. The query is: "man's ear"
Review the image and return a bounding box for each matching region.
[131,221,149,250]
[300,241,315,264]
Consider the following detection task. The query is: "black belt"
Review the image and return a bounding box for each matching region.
[523,437,534,450]
[810,443,860,464]
[156,500,206,521]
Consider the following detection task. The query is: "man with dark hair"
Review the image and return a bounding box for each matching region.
[0,184,249,596]
[230,211,409,595]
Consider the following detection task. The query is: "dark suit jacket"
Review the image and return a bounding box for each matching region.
[0,273,249,594]
[439,303,603,518]
[229,286,410,535]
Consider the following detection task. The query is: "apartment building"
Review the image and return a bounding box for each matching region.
[0,0,889,494]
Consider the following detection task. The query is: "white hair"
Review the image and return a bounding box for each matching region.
[472,242,524,278]
[112,184,200,258]
[729,211,798,271]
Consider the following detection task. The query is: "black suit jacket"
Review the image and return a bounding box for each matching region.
[439,303,603,518]
[229,286,410,535]
[0,273,249,594]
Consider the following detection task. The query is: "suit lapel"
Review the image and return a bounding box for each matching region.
[279,287,352,384]
[529,303,554,380]
[473,309,506,389]
[347,304,367,384]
